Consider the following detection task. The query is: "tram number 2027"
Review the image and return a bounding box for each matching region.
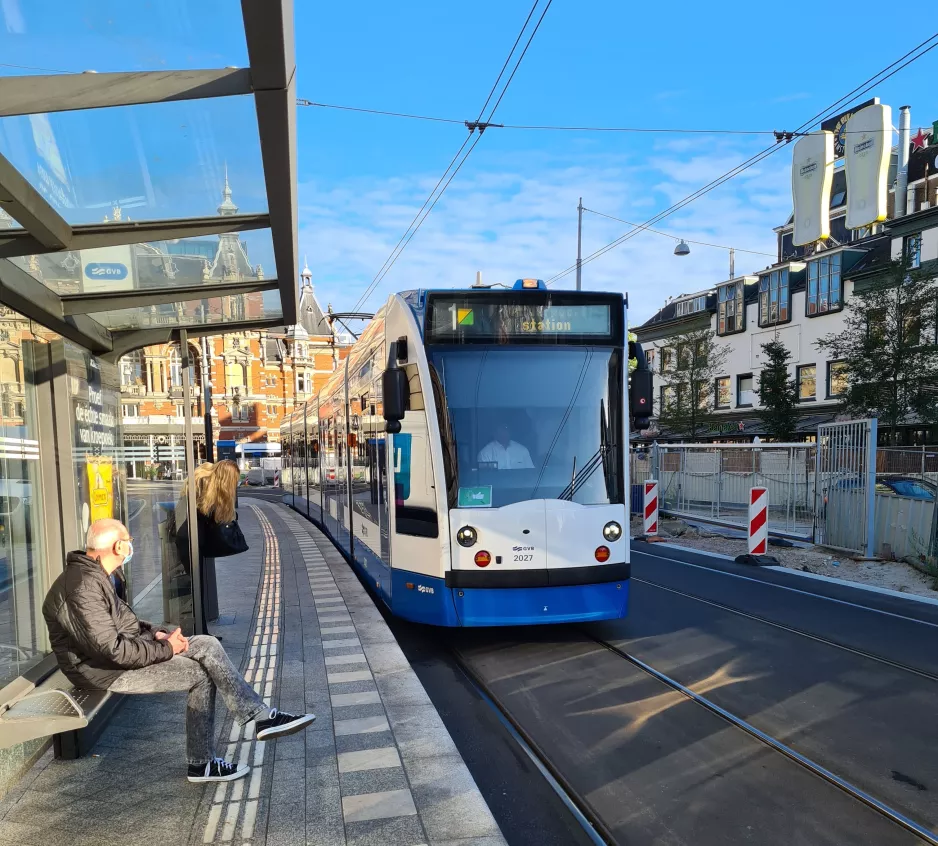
[513,554,534,562]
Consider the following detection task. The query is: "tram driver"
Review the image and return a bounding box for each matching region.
[477,420,534,470]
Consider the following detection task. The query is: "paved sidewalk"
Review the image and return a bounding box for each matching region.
[0,501,506,846]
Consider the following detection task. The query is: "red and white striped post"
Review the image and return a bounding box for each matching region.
[748,487,768,555]
[274,469,280,488]
[643,480,659,536]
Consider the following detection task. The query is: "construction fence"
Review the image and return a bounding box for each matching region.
[631,443,816,540]
[631,431,938,561]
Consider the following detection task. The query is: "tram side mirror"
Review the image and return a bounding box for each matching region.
[382,367,408,434]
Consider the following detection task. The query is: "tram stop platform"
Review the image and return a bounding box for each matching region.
[0,500,506,846]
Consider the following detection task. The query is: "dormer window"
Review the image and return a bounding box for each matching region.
[758,269,790,327]
[717,281,744,335]
[675,295,707,317]
[806,254,842,316]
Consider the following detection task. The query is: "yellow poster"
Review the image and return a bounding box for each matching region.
[87,457,114,523]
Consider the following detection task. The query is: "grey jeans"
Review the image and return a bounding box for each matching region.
[109,635,267,765]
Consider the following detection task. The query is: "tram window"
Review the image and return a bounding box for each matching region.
[428,347,623,507]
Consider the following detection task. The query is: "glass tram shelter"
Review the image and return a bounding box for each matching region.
[0,0,298,791]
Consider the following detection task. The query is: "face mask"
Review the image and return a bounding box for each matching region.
[121,540,134,567]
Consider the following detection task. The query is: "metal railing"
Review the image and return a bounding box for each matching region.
[631,442,817,539]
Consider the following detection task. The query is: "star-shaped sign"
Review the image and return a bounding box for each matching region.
[912,128,930,149]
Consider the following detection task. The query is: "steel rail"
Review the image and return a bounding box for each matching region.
[588,635,938,846]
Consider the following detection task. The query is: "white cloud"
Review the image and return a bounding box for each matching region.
[298,140,792,325]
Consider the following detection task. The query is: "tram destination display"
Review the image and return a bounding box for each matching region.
[426,295,619,344]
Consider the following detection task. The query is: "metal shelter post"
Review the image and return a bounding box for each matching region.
[180,329,204,636]
[202,336,214,464]
[865,418,878,560]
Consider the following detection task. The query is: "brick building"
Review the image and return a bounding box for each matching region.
[120,261,350,478]
[114,178,351,477]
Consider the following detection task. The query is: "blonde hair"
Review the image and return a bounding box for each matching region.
[202,460,239,523]
[181,462,215,509]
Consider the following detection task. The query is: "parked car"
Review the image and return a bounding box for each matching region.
[874,476,937,500]
[830,475,937,501]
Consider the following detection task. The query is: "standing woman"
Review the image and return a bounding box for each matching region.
[175,460,247,634]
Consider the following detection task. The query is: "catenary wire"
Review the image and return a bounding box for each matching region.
[548,35,938,284]
[481,0,553,124]
[295,99,465,125]
[297,99,896,136]
[351,0,553,312]
[545,32,938,286]
[351,133,476,313]
[583,208,776,256]
[474,0,541,122]
[296,100,779,135]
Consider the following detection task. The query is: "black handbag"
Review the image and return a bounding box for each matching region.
[203,514,249,558]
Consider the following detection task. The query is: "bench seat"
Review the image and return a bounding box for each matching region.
[0,671,111,750]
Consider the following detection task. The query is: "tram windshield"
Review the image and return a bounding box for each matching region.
[427,347,623,508]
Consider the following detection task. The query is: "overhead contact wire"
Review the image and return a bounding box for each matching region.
[352,0,552,312]
[546,32,938,285]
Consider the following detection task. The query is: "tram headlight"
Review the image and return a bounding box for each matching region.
[456,526,478,548]
[602,521,623,542]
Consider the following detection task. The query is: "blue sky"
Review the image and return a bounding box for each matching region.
[295,1,938,322]
[1,2,937,323]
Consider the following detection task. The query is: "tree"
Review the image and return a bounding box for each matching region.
[817,253,938,445]
[757,337,798,441]
[656,328,728,438]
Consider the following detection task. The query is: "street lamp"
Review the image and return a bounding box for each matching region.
[673,239,734,277]
[577,203,775,282]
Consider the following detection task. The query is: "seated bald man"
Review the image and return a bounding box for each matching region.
[42,518,315,784]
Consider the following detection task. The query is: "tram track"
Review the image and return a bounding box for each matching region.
[447,569,938,846]
[450,649,614,846]
[632,575,938,684]
[583,631,938,846]
[454,622,938,845]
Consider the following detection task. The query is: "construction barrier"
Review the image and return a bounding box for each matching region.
[643,480,659,536]
[748,487,768,555]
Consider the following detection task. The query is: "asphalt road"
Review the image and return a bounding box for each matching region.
[450,550,938,845]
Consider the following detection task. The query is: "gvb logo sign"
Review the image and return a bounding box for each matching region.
[84,262,128,280]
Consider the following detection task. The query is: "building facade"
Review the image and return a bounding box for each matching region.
[119,264,349,478]
[635,111,938,444]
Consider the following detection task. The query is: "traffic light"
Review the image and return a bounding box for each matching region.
[628,340,654,432]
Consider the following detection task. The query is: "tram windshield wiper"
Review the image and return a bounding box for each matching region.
[558,446,605,501]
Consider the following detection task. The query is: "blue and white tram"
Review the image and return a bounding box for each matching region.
[282,279,652,626]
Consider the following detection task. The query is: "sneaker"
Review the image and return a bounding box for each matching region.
[187,757,250,783]
[255,708,316,740]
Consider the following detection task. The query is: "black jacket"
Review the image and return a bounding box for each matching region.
[42,552,174,689]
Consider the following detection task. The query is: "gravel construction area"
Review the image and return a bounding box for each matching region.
[632,517,938,601]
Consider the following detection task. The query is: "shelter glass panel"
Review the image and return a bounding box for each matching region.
[0,96,265,225]
[0,309,52,686]
[88,290,281,330]
[0,1,248,78]
[10,229,275,297]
